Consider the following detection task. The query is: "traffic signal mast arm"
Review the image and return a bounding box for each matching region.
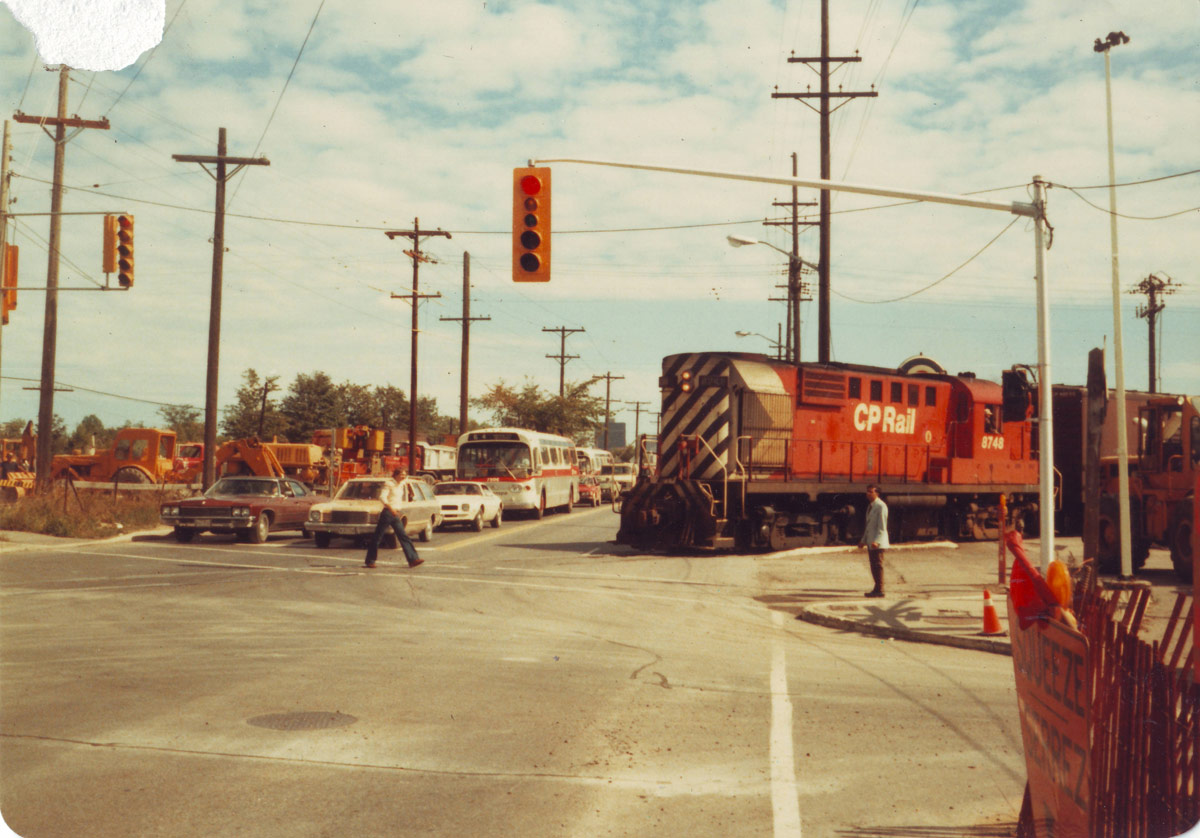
[528,158,1035,217]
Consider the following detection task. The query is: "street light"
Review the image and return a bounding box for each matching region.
[1095,30,1134,578]
[734,329,783,360]
[726,235,815,365]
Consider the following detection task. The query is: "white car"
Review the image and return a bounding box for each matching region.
[434,481,503,531]
[307,476,442,548]
[599,463,637,501]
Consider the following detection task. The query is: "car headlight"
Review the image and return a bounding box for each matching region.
[232,507,251,518]
[460,503,470,511]
[308,510,321,522]
[162,505,178,516]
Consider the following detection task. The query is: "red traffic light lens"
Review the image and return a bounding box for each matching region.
[520,175,542,196]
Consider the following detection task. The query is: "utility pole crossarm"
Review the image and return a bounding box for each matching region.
[13,111,110,131]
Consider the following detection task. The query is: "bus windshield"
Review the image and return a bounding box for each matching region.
[458,442,533,479]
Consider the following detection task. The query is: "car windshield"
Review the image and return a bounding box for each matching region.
[207,478,279,497]
[614,465,634,475]
[435,483,480,496]
[336,481,385,500]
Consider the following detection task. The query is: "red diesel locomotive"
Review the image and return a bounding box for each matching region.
[617,351,1041,552]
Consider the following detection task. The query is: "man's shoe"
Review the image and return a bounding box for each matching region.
[364,561,377,568]
[864,589,884,598]
[408,558,424,568]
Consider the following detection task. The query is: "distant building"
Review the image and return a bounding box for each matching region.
[596,422,626,450]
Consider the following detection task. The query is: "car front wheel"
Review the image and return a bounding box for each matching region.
[174,527,196,543]
[419,518,434,542]
[314,531,332,548]
[491,507,502,528]
[250,511,270,544]
[472,510,484,532]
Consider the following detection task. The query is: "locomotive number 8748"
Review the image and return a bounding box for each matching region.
[617,351,1041,552]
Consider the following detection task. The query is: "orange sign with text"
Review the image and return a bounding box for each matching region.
[1008,597,1090,837]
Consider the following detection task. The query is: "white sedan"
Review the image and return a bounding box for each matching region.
[434,481,503,531]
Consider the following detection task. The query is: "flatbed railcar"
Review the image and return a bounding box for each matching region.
[617,352,1041,552]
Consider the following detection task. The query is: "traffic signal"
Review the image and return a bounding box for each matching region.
[104,214,134,286]
[1,244,16,325]
[512,167,550,282]
[114,214,134,288]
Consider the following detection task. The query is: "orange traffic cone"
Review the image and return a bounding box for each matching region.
[981,588,1005,636]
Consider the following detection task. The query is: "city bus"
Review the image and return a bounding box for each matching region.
[455,428,579,518]
[575,447,613,476]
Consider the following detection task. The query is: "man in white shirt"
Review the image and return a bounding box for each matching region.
[857,484,889,598]
[365,469,424,569]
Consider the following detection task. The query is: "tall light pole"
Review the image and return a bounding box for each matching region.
[1095,30,1133,578]
[727,235,815,364]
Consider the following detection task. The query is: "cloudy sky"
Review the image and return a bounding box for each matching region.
[0,0,1196,443]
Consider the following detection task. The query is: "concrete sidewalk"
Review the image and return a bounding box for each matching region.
[797,594,1011,655]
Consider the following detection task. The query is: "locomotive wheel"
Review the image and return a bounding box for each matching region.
[1169,504,1194,584]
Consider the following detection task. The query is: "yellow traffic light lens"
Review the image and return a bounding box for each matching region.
[523,197,538,211]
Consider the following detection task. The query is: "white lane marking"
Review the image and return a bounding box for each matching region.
[770,610,802,837]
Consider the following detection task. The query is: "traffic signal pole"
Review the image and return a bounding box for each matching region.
[14,66,110,488]
[530,157,1057,569]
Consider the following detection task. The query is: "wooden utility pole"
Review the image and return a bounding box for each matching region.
[772,0,877,363]
[440,251,489,436]
[386,218,450,466]
[14,67,110,486]
[0,119,12,416]
[764,152,817,362]
[1130,272,1179,393]
[543,326,584,398]
[597,372,624,449]
[173,128,270,489]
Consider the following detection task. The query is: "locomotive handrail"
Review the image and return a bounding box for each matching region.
[690,433,732,519]
[734,435,751,514]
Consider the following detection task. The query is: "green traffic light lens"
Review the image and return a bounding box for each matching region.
[519,253,540,272]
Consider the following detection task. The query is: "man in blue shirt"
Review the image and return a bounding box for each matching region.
[858,484,889,598]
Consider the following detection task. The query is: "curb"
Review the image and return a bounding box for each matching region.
[0,526,172,553]
[795,602,1013,656]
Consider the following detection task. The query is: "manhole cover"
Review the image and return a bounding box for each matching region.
[247,711,358,731]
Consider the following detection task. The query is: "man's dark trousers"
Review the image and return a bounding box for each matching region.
[365,506,420,566]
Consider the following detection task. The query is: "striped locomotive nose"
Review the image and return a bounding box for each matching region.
[660,355,733,479]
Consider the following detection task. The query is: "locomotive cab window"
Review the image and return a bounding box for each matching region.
[870,380,883,401]
[984,406,999,434]
[907,384,919,406]
[924,386,937,407]
[848,378,861,399]
[890,382,903,403]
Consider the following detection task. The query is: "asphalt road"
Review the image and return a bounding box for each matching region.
[1,507,1033,837]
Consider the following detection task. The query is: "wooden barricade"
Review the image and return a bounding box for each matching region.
[1017,572,1199,837]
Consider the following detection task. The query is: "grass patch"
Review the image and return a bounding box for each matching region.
[0,488,192,539]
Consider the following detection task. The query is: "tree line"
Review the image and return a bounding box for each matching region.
[2,369,617,456]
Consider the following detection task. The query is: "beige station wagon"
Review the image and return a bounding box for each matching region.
[307,476,442,548]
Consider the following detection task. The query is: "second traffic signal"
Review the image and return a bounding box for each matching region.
[104,213,134,288]
[512,167,550,282]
